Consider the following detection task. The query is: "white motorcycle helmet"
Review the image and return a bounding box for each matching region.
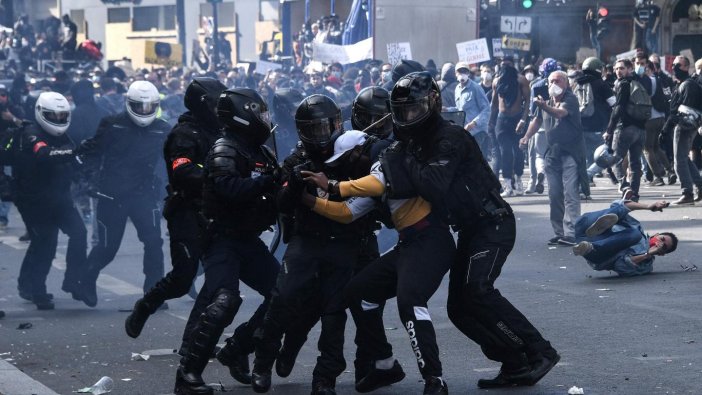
[126,81,160,127]
[35,91,71,136]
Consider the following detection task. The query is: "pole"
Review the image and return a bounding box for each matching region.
[176,0,186,65]
[331,0,336,15]
[212,0,220,68]
[282,1,292,57]
[305,0,310,23]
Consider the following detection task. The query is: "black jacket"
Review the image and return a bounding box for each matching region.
[405,115,507,227]
[79,112,170,199]
[575,71,614,132]
[13,124,77,204]
[607,75,646,133]
[202,133,278,236]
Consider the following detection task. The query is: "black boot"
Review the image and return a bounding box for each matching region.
[311,377,336,395]
[477,366,531,389]
[251,324,283,393]
[174,289,241,395]
[275,334,306,378]
[423,376,448,395]
[355,360,405,393]
[33,294,54,310]
[125,297,160,338]
[216,338,252,384]
[174,365,213,395]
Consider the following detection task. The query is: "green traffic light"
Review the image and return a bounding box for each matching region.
[523,0,533,8]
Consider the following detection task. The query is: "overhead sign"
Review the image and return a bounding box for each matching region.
[502,36,531,51]
[312,38,373,64]
[492,38,504,58]
[500,16,532,34]
[456,38,491,64]
[386,42,412,65]
[145,41,182,67]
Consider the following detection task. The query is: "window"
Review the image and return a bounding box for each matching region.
[199,2,236,28]
[133,5,176,32]
[108,8,130,24]
[70,10,85,34]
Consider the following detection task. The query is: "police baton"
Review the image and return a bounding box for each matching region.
[361,113,392,133]
[95,191,115,201]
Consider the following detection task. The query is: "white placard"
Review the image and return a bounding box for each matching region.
[616,49,638,60]
[386,42,412,65]
[456,38,491,64]
[312,38,373,64]
[492,38,504,58]
[254,60,282,75]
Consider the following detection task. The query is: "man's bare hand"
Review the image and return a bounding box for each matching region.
[300,170,329,191]
[533,96,546,109]
[519,136,529,148]
[649,200,670,212]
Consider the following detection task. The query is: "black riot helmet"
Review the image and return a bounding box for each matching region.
[295,94,344,160]
[184,77,227,129]
[216,88,272,145]
[390,71,441,140]
[272,88,304,123]
[351,86,393,139]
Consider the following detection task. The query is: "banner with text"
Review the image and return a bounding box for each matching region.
[456,38,491,64]
[312,38,373,64]
[386,42,412,65]
[145,41,183,67]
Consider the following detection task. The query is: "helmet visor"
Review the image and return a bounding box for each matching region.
[42,110,70,126]
[297,116,342,146]
[390,97,431,126]
[128,99,159,116]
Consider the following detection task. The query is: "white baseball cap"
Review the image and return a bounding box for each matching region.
[325,130,368,164]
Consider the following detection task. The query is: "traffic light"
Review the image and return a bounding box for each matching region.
[596,6,610,39]
[522,0,533,9]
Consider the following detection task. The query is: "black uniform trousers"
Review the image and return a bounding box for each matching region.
[447,214,556,367]
[190,233,280,355]
[256,235,361,382]
[277,234,385,375]
[16,198,87,298]
[86,194,164,292]
[344,221,455,379]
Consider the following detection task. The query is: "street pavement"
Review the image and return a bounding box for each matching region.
[1,178,701,395]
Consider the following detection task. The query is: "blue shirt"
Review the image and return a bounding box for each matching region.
[451,79,490,135]
[586,200,653,277]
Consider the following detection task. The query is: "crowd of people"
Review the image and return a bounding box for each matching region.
[0,22,695,393]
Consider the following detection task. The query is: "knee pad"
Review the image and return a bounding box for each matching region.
[204,288,242,328]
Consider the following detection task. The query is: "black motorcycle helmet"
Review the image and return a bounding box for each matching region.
[295,94,344,160]
[184,77,227,129]
[390,71,441,141]
[351,86,393,139]
[272,88,304,123]
[217,88,272,145]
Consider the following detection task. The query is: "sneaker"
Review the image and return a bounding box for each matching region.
[649,177,665,187]
[535,173,545,194]
[513,176,524,196]
[18,232,30,242]
[355,360,405,393]
[673,194,695,206]
[618,180,630,193]
[557,236,577,246]
[585,213,619,237]
[524,182,537,194]
[621,187,637,201]
[667,172,677,185]
[500,181,514,197]
[423,376,448,395]
[547,236,561,246]
[573,241,594,256]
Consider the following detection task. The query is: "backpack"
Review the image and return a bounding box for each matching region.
[575,82,596,118]
[625,80,652,121]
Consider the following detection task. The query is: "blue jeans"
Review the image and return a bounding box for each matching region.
[574,205,641,264]
[0,166,11,224]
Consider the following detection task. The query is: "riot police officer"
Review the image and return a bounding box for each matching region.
[78,81,170,307]
[395,72,560,389]
[174,88,281,395]
[273,87,398,391]
[13,92,87,309]
[251,95,376,395]
[124,78,226,341]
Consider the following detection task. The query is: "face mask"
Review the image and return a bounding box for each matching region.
[673,64,688,81]
[457,73,470,84]
[635,65,645,76]
[481,71,493,82]
[549,84,564,98]
[381,71,391,82]
[332,71,341,79]
[525,72,535,82]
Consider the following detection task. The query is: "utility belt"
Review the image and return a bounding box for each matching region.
[450,189,513,231]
